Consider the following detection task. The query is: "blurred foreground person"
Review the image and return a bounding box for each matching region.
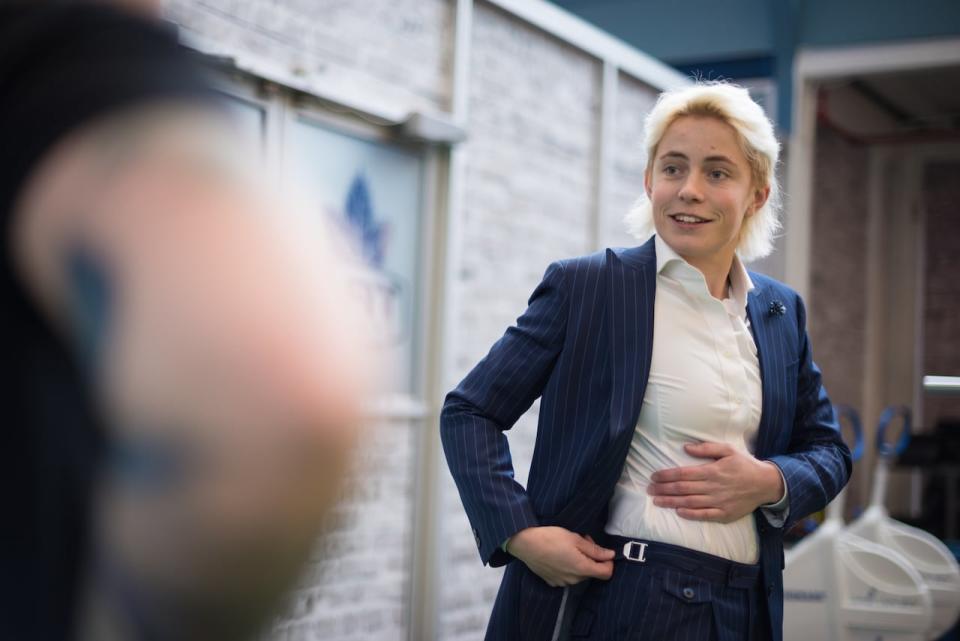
[2,2,372,640]
[441,82,851,640]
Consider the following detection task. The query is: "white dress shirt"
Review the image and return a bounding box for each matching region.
[605,235,781,564]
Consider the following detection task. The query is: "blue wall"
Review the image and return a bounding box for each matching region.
[799,0,960,46]
[553,0,960,57]
[550,0,775,64]
[550,0,960,130]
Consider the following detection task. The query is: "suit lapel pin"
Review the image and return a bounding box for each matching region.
[768,300,786,317]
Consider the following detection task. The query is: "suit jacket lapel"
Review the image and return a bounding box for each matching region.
[607,238,656,441]
[550,240,657,531]
[747,286,777,459]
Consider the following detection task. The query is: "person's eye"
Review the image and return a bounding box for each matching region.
[709,168,729,180]
[662,164,680,176]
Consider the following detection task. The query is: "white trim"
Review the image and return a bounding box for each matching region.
[784,78,818,300]
[261,83,287,188]
[408,3,475,640]
[795,37,960,80]
[407,146,445,641]
[179,30,411,124]
[924,376,960,395]
[287,96,396,144]
[591,61,618,251]
[483,0,689,91]
[451,0,474,125]
[209,75,278,177]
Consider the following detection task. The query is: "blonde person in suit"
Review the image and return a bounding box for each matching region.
[441,81,851,641]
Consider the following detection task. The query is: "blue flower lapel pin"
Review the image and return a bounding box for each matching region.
[768,300,786,317]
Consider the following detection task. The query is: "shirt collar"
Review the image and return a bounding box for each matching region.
[653,234,755,315]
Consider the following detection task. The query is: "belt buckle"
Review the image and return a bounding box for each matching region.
[622,540,648,563]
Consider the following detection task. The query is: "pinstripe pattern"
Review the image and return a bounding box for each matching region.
[570,535,764,641]
[573,564,755,641]
[441,239,852,641]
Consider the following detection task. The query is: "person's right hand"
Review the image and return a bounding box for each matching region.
[507,526,615,587]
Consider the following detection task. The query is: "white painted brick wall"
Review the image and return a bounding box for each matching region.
[439,4,601,639]
[266,417,418,641]
[605,72,658,249]
[164,0,455,117]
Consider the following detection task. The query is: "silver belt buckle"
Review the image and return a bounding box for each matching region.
[623,540,648,563]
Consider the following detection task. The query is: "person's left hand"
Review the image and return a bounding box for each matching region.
[646,442,785,523]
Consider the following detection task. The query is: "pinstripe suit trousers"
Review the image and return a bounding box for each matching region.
[561,536,769,641]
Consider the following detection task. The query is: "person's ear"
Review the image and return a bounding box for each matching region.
[644,169,653,199]
[748,185,770,217]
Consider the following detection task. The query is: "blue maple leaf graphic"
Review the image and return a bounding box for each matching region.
[344,173,388,268]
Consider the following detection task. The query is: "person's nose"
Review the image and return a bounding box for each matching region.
[678,171,705,204]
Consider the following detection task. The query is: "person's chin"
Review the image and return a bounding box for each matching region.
[664,234,707,254]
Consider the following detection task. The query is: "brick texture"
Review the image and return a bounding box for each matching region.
[440,4,601,638]
[164,0,455,116]
[606,72,657,249]
[266,418,417,641]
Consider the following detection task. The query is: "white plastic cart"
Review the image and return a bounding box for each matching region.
[783,405,934,641]
[847,406,960,640]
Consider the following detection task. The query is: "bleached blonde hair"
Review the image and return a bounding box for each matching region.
[624,81,782,262]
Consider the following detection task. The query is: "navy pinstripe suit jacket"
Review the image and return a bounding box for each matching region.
[441,238,852,641]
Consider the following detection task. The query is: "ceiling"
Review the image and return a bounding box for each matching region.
[856,66,960,131]
[819,65,960,141]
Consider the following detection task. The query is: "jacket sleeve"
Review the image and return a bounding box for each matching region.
[767,293,853,531]
[440,261,568,566]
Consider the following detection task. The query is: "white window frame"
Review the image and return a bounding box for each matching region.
[212,69,439,418]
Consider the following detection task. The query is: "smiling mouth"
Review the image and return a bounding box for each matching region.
[670,213,710,224]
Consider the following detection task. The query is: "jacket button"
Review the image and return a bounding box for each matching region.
[682,587,695,600]
[767,584,774,597]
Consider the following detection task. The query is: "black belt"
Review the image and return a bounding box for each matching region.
[596,533,761,589]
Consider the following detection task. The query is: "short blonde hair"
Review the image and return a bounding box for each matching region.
[624,81,782,261]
